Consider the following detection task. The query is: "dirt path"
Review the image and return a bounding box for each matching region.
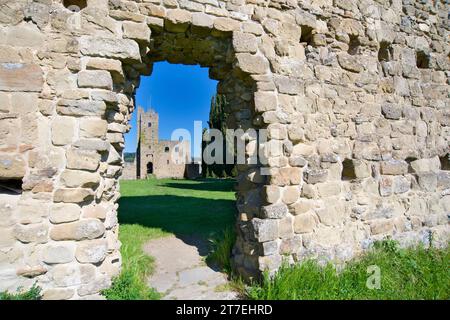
[144,235,238,300]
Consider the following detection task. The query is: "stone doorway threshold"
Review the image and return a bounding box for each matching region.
[144,235,238,300]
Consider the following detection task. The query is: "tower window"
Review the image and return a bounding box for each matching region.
[148,122,152,127]
[165,147,169,152]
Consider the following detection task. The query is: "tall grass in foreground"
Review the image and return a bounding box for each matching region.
[247,241,450,300]
[102,225,166,300]
[207,227,236,274]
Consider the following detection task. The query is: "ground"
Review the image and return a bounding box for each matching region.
[114,178,238,300]
[108,178,449,301]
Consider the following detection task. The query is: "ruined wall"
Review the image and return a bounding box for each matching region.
[121,159,136,179]
[0,0,448,299]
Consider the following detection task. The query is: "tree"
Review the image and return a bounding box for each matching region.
[202,95,237,178]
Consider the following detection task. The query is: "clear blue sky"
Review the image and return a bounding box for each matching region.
[124,62,218,158]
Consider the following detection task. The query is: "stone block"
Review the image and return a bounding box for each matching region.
[83,205,107,220]
[417,172,437,192]
[51,264,96,287]
[282,186,300,204]
[410,157,441,173]
[191,12,213,28]
[393,176,410,194]
[80,37,141,62]
[263,185,281,204]
[75,239,108,263]
[80,118,107,138]
[236,53,269,74]
[122,22,151,42]
[0,63,43,92]
[304,169,328,184]
[50,203,81,224]
[66,148,100,172]
[78,70,112,90]
[233,32,258,53]
[370,219,394,235]
[60,170,101,188]
[43,243,75,264]
[254,91,277,112]
[214,17,240,32]
[380,159,408,175]
[51,117,76,146]
[337,53,363,73]
[0,154,25,179]
[294,211,317,234]
[57,99,106,117]
[379,176,393,197]
[50,219,105,241]
[381,103,402,120]
[251,218,278,242]
[260,203,288,219]
[13,223,48,244]
[42,288,75,300]
[53,188,95,204]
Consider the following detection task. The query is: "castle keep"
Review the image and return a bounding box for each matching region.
[0,0,448,299]
[121,107,194,179]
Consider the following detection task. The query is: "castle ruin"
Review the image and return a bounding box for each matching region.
[0,0,448,299]
[121,106,198,179]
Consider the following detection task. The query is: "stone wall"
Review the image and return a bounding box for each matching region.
[0,0,448,299]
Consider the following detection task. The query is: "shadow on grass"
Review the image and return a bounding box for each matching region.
[118,194,236,258]
[161,178,236,192]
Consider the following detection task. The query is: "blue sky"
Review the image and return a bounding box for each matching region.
[124,62,218,157]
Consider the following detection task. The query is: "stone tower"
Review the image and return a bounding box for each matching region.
[136,106,158,178]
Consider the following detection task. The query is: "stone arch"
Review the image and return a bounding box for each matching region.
[0,0,448,300]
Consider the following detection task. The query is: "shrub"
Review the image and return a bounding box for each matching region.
[0,284,42,300]
[207,227,236,274]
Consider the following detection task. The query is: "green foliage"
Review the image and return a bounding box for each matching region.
[208,94,228,133]
[102,224,162,300]
[202,95,237,178]
[207,227,236,274]
[247,241,450,300]
[0,284,42,300]
[124,152,136,163]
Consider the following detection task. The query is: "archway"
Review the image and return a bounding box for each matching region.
[146,162,153,175]
[112,14,269,281]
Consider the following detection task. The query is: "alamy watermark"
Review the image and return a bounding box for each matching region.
[169,121,277,175]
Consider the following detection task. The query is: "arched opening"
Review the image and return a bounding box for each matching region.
[146,162,153,175]
[113,20,260,300]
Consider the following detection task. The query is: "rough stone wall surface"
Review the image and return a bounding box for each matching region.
[0,0,448,299]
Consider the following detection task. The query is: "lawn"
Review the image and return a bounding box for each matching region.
[102,178,237,300]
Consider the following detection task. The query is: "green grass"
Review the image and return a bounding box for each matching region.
[206,227,236,274]
[105,178,449,300]
[0,284,42,300]
[103,178,236,300]
[247,240,450,300]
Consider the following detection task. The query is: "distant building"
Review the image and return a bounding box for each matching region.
[121,107,201,180]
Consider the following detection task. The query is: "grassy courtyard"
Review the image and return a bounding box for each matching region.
[103,178,449,301]
[102,178,236,300]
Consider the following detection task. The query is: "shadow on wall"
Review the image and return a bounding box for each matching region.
[118,179,237,258]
